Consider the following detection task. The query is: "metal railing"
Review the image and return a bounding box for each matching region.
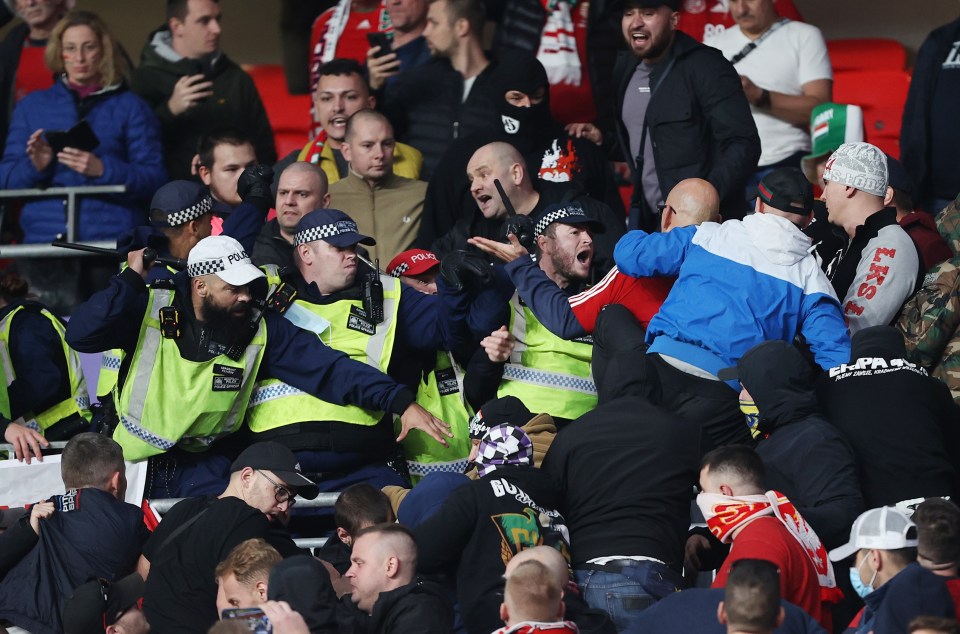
[149,492,341,514]
[0,184,126,257]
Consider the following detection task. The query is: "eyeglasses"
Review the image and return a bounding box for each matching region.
[656,203,673,216]
[257,470,297,507]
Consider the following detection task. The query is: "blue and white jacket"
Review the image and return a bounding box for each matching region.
[614,212,851,380]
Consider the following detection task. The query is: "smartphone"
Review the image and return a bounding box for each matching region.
[221,607,272,633]
[45,120,100,154]
[366,32,393,57]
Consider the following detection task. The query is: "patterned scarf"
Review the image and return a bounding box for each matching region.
[536,0,581,86]
[475,424,533,478]
[697,490,841,601]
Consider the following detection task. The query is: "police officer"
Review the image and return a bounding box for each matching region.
[0,272,91,463]
[386,248,474,483]
[97,173,274,411]
[467,204,605,425]
[245,211,476,490]
[66,235,450,498]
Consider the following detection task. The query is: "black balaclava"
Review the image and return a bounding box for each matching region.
[492,50,561,152]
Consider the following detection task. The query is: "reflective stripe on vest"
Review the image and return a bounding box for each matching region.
[245,274,401,432]
[97,349,123,398]
[0,304,92,431]
[402,350,473,484]
[114,288,267,461]
[498,292,597,420]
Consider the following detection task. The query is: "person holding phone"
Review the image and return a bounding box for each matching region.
[365,0,432,94]
[0,9,166,244]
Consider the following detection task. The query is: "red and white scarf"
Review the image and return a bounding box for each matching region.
[315,0,393,65]
[536,0,581,86]
[697,490,840,597]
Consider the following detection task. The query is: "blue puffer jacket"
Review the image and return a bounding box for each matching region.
[0,79,166,243]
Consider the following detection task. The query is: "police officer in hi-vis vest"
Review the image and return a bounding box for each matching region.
[385,248,475,483]
[66,234,451,498]
[0,272,91,463]
[467,203,605,426]
[245,211,478,491]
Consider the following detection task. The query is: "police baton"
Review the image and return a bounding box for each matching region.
[51,238,187,270]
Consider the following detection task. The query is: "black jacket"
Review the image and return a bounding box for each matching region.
[411,466,566,634]
[129,27,276,180]
[0,488,147,634]
[735,340,864,550]
[366,579,455,634]
[430,180,624,277]
[252,218,295,270]
[900,18,960,203]
[381,58,500,180]
[416,129,624,249]
[0,23,38,150]
[816,327,960,509]
[610,31,760,226]
[540,346,708,568]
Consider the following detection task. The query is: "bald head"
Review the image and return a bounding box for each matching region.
[467,141,536,219]
[502,560,564,626]
[662,178,721,231]
[505,546,569,588]
[345,109,394,143]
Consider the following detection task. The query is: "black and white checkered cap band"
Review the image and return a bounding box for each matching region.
[166,195,212,226]
[294,220,361,246]
[187,251,250,277]
[390,263,409,277]
[535,206,581,237]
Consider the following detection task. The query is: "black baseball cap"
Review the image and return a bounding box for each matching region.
[294,209,376,249]
[230,442,320,500]
[886,155,912,195]
[757,167,814,216]
[150,180,212,228]
[62,573,144,633]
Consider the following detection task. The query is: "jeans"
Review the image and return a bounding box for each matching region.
[146,451,231,499]
[574,561,683,632]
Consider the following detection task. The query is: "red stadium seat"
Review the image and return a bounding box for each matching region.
[832,70,912,158]
[827,39,906,73]
[244,64,312,158]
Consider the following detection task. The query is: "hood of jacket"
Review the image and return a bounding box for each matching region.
[849,325,908,361]
[368,578,454,633]
[735,340,820,430]
[139,26,225,77]
[267,555,341,633]
[596,347,660,405]
[742,212,816,267]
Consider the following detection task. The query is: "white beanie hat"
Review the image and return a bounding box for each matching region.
[822,141,888,198]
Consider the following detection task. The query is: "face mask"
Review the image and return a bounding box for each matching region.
[739,399,763,439]
[849,553,877,598]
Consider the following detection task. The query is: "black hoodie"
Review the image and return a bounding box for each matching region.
[541,346,710,567]
[735,340,864,550]
[816,326,960,509]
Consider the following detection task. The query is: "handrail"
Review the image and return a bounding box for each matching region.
[149,492,341,513]
[0,184,127,243]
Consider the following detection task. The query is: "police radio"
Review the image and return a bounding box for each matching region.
[361,258,384,324]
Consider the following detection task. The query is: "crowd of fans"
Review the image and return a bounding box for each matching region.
[0,0,959,632]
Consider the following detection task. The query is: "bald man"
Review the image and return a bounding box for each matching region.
[431,140,624,276]
[471,178,721,340]
[497,560,573,632]
[502,546,617,634]
[329,109,427,263]
[344,523,453,633]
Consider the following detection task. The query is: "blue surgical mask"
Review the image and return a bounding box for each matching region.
[849,554,877,598]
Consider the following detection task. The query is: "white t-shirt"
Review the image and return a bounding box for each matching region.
[705,21,832,166]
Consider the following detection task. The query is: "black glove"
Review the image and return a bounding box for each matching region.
[505,214,535,250]
[440,250,494,292]
[236,164,274,209]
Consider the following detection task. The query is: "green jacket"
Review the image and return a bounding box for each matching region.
[130,27,276,180]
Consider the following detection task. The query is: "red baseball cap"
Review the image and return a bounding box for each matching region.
[386,249,440,277]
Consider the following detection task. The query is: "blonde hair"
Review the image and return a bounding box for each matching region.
[46,10,128,87]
